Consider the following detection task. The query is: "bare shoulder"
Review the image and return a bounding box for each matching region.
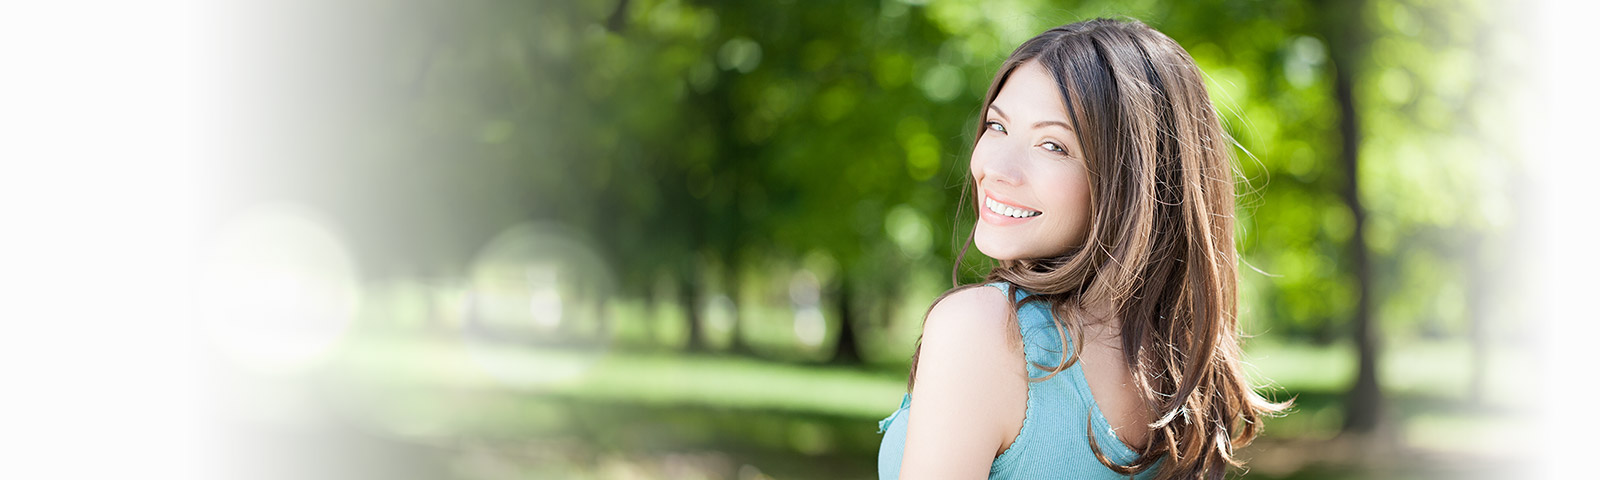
[921,285,1024,355]
[900,285,1028,477]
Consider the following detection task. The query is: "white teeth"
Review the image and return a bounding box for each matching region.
[985,196,1040,218]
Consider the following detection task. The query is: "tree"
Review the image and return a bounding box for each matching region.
[1316,0,1382,434]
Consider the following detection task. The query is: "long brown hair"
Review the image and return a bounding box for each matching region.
[906,18,1289,479]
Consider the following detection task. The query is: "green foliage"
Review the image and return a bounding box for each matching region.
[280,0,1517,351]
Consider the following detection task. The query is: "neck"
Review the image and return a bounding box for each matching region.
[1074,296,1123,347]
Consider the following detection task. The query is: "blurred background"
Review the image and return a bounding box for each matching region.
[5,0,1594,479]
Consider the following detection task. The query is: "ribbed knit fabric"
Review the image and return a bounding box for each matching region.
[876,282,1161,479]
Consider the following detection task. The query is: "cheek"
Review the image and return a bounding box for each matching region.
[1043,168,1092,220]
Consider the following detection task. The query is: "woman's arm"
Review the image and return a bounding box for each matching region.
[899,286,1029,479]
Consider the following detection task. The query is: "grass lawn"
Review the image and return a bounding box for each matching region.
[222,330,1533,479]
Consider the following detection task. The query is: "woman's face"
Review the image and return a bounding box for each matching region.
[970,60,1093,261]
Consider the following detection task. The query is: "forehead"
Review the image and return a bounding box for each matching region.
[992,60,1070,121]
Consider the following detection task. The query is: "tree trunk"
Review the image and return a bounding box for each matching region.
[593,294,610,342]
[830,281,863,364]
[1467,236,1488,406]
[725,263,751,355]
[1324,0,1382,433]
[681,273,706,352]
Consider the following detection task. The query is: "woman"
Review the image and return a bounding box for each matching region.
[875,18,1287,479]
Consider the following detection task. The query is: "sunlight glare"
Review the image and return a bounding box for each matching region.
[197,203,360,375]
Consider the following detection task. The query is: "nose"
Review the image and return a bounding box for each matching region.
[979,141,1027,186]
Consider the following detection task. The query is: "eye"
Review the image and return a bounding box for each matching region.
[1041,141,1066,154]
[984,121,1007,134]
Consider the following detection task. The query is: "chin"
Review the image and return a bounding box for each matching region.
[974,228,1028,261]
[975,226,1079,262]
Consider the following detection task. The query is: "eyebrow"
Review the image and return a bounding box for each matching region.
[988,105,1074,131]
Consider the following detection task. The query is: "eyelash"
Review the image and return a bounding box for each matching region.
[984,120,1070,156]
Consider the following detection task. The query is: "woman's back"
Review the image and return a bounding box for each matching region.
[876,282,1159,479]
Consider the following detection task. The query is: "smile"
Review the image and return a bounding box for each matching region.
[985,196,1041,218]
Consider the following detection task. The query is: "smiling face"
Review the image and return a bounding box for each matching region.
[970,60,1093,261]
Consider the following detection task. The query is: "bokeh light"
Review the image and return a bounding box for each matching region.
[462,221,614,388]
[197,202,360,375]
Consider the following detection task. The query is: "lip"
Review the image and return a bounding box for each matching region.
[979,190,1042,226]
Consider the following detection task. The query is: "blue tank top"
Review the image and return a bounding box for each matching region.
[875,282,1161,479]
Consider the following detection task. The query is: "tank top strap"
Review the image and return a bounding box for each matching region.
[982,282,1072,379]
[981,281,1148,473]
